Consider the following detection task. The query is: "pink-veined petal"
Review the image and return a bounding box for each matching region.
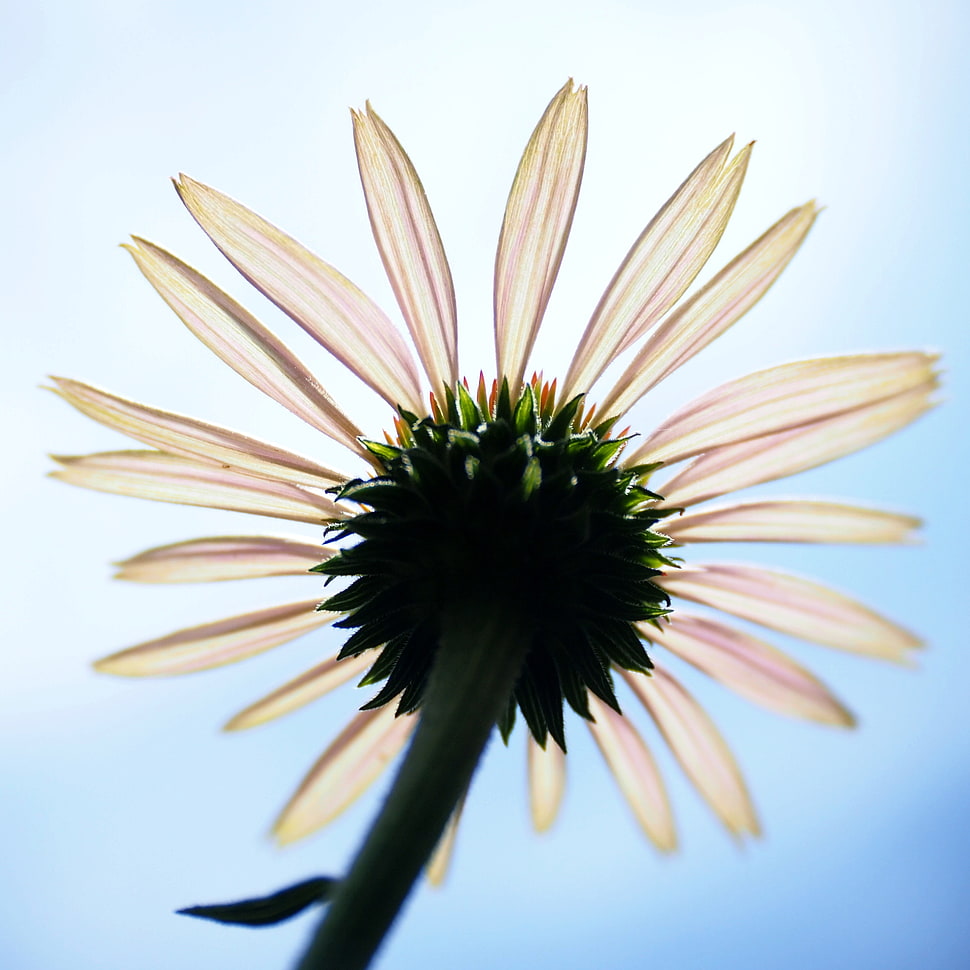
[627,352,938,467]
[115,535,329,583]
[50,377,348,490]
[565,137,750,399]
[600,202,818,417]
[662,499,921,545]
[175,176,423,412]
[125,238,365,456]
[94,599,333,676]
[495,80,587,390]
[224,652,373,730]
[426,789,467,887]
[659,383,937,507]
[50,451,347,524]
[527,733,566,832]
[273,706,416,845]
[353,105,458,392]
[622,667,760,838]
[643,613,854,726]
[586,694,676,850]
[657,563,921,661]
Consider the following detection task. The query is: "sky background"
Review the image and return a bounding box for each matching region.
[2,0,967,968]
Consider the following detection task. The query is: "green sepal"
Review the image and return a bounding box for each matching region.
[177,876,336,927]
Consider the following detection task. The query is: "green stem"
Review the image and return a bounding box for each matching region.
[295,598,531,970]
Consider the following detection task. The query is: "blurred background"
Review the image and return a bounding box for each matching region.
[2,0,967,967]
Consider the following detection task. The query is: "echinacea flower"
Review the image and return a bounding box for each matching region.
[51,80,935,890]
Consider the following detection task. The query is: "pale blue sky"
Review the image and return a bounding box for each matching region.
[3,1,967,968]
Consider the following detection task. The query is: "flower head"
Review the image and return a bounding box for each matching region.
[51,80,935,868]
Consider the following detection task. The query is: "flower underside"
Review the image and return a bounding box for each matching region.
[317,376,677,751]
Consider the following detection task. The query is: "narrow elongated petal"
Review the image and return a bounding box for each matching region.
[643,613,854,725]
[527,734,566,832]
[94,599,333,676]
[126,239,364,455]
[600,202,818,417]
[627,352,937,467]
[662,499,921,545]
[51,377,348,490]
[565,138,750,398]
[274,707,416,845]
[224,652,373,730]
[50,451,346,524]
[586,694,676,850]
[115,535,329,583]
[426,790,467,886]
[660,383,937,507]
[622,668,760,837]
[657,563,921,660]
[495,80,587,390]
[353,105,458,392]
[175,176,423,412]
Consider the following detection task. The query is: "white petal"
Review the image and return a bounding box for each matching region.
[565,137,750,399]
[94,599,333,676]
[600,202,818,417]
[273,707,416,844]
[657,563,921,661]
[627,352,938,467]
[50,451,347,524]
[660,383,937,507]
[643,613,854,726]
[527,734,566,832]
[353,105,458,392]
[622,668,760,838]
[494,80,587,390]
[126,239,364,455]
[426,789,467,887]
[586,694,676,850]
[175,176,423,412]
[115,535,328,583]
[662,499,921,545]
[51,377,349,490]
[224,652,373,730]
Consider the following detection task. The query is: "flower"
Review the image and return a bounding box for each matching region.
[50,80,935,878]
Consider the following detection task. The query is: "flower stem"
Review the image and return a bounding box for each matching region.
[295,597,531,970]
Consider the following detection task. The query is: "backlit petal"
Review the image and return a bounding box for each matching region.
[527,734,566,832]
[426,790,467,887]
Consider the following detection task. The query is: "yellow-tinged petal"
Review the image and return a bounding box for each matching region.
[426,790,467,887]
[495,80,587,390]
[623,667,760,838]
[353,105,458,392]
[643,613,855,726]
[657,563,921,661]
[565,137,750,399]
[273,707,416,845]
[94,600,333,676]
[175,176,423,412]
[527,734,566,832]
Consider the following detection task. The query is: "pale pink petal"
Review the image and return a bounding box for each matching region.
[115,535,329,583]
[494,80,587,390]
[426,789,467,887]
[50,377,349,490]
[643,613,854,726]
[662,499,921,545]
[565,138,750,399]
[126,239,364,455]
[627,352,937,467]
[353,105,458,392]
[50,451,347,524]
[656,563,921,661]
[527,734,566,832]
[273,707,416,845]
[586,694,676,850]
[660,383,937,507]
[622,668,760,838]
[224,652,373,730]
[175,176,423,412]
[600,202,818,417]
[94,599,333,676]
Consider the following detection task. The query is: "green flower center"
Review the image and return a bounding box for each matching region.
[315,377,676,750]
